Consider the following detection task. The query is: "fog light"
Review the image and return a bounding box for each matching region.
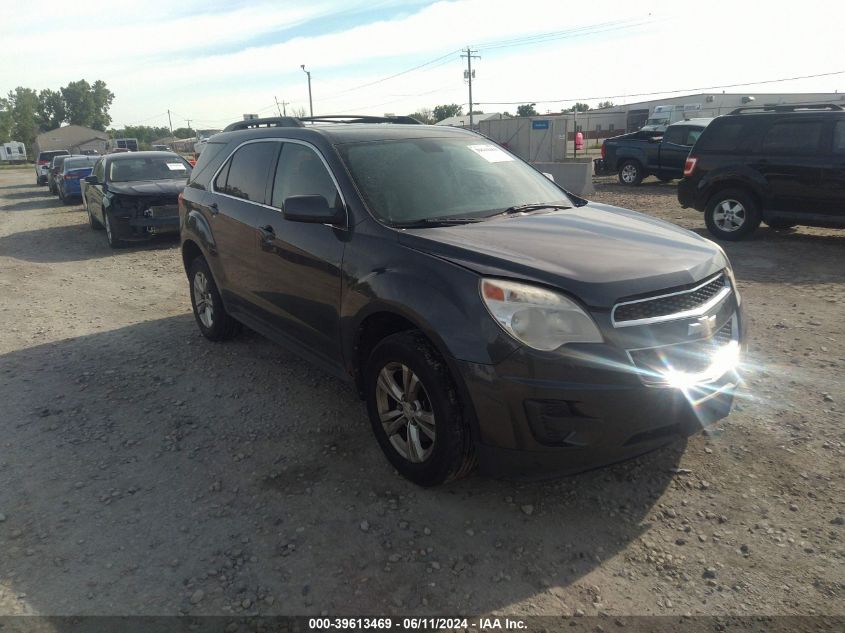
[662,341,740,389]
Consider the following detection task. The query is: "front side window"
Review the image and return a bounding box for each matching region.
[336,137,570,226]
[215,142,277,203]
[270,143,340,209]
[108,155,192,182]
[760,120,823,155]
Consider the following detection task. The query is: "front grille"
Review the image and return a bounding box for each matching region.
[628,319,735,386]
[613,273,728,325]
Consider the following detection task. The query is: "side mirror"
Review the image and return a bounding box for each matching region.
[84,175,98,184]
[283,195,345,225]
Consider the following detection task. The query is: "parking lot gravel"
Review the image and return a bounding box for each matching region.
[0,168,842,618]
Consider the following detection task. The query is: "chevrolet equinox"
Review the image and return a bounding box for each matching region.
[179,115,744,486]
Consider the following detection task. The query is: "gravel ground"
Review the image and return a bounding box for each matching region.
[0,168,842,618]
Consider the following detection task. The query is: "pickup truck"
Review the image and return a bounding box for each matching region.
[601,118,713,186]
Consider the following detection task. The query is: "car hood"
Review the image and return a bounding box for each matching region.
[397,202,727,309]
[107,180,186,196]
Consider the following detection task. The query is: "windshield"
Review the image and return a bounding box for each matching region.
[645,117,668,126]
[336,137,570,225]
[64,157,98,171]
[108,156,192,182]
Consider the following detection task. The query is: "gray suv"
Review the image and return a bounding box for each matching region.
[179,116,744,486]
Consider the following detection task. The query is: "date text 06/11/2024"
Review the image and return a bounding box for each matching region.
[307,617,528,630]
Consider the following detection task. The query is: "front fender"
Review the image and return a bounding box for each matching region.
[341,249,519,371]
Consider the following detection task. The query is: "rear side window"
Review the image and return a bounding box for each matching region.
[189,141,228,188]
[215,142,278,203]
[833,120,845,154]
[270,143,341,209]
[695,121,749,152]
[662,126,688,145]
[760,120,824,155]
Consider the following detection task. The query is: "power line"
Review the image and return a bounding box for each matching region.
[473,70,845,106]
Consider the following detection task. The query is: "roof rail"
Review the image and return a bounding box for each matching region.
[222,117,304,131]
[299,115,422,125]
[728,103,844,115]
[222,114,422,132]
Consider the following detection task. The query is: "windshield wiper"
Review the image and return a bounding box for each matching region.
[498,203,573,216]
[392,217,487,228]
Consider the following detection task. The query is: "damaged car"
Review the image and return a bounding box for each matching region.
[84,151,192,248]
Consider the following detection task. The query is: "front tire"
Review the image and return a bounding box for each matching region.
[618,160,644,186]
[103,209,124,248]
[365,331,475,486]
[188,257,241,341]
[704,189,761,241]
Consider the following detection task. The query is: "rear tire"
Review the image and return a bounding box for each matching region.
[704,188,761,241]
[618,160,644,186]
[188,257,241,341]
[365,331,475,487]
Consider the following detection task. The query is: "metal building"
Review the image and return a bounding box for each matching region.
[33,125,109,157]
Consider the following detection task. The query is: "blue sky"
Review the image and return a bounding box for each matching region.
[1,0,842,131]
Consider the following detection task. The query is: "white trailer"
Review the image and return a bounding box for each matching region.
[0,142,27,163]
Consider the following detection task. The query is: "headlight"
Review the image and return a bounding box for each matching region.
[480,278,603,351]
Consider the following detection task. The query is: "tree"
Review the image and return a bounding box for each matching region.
[409,107,435,124]
[37,89,65,131]
[7,87,41,148]
[597,100,615,109]
[563,102,591,113]
[61,79,114,130]
[0,97,13,142]
[109,125,172,145]
[90,80,115,130]
[516,103,538,117]
[172,127,194,139]
[432,104,462,122]
[469,110,484,115]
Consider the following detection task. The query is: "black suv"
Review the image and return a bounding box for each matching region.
[180,116,743,486]
[678,104,845,240]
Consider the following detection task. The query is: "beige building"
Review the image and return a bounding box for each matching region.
[33,125,109,156]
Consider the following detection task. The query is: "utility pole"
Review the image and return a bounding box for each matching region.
[184,119,193,137]
[461,47,480,127]
[301,65,313,117]
[275,97,289,117]
[167,109,173,137]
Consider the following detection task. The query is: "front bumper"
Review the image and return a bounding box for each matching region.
[111,203,179,239]
[458,302,743,479]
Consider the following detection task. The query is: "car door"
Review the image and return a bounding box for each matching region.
[86,158,107,222]
[820,118,845,219]
[658,125,694,177]
[205,140,278,312]
[752,117,827,214]
[248,140,347,368]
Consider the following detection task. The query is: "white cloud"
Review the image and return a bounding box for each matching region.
[1,0,841,127]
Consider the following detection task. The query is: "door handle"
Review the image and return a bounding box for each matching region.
[259,224,275,240]
[208,202,219,215]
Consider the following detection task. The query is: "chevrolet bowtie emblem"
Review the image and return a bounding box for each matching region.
[688,314,717,337]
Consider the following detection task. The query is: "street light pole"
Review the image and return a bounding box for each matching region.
[300,65,313,117]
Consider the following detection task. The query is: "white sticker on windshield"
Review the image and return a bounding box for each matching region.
[467,144,513,163]
[166,162,186,170]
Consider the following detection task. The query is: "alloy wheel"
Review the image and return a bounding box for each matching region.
[621,164,638,183]
[375,362,436,463]
[192,271,215,328]
[713,199,746,232]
